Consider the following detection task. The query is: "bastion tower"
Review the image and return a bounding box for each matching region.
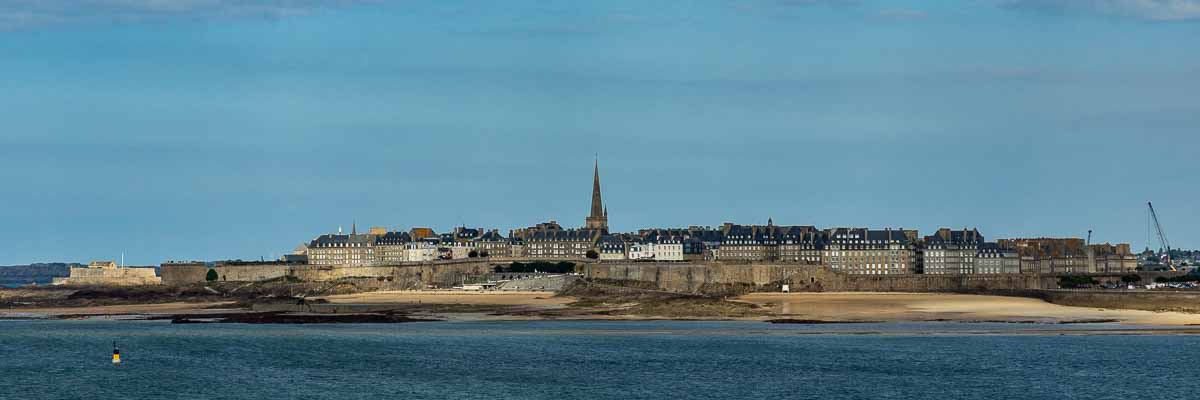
[584,159,609,232]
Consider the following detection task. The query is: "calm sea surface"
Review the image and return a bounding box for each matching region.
[1,280,45,288]
[1,320,1196,400]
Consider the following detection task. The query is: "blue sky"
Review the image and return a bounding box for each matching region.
[1,0,1197,265]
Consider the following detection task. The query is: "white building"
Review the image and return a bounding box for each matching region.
[629,242,685,261]
[404,242,439,262]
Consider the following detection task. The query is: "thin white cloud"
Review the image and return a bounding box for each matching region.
[1001,0,1200,21]
[0,0,383,31]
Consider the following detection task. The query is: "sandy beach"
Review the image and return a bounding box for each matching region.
[738,292,1200,326]
[0,301,239,317]
[5,291,1200,327]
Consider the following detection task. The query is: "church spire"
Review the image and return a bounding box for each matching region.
[585,158,609,231]
[590,158,603,218]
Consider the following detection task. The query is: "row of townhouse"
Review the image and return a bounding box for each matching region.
[307,230,441,267]
[605,224,1027,276]
[998,238,1137,274]
[302,222,1136,275]
[307,226,524,267]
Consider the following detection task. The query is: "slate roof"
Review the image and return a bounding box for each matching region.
[528,228,602,242]
[309,234,375,248]
[478,230,506,242]
[455,227,482,239]
[977,242,1016,256]
[826,228,912,245]
[719,224,821,245]
[925,228,985,245]
[374,231,412,245]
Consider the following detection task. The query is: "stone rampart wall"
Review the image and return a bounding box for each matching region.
[1038,290,1200,313]
[160,264,290,285]
[161,260,505,288]
[60,267,161,286]
[158,259,1183,295]
[581,263,1056,293]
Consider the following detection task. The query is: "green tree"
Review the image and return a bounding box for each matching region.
[1057,275,1098,289]
[1120,274,1141,284]
[205,269,219,282]
[585,250,599,259]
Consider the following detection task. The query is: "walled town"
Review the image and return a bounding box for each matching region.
[12,161,1198,326]
[283,160,1140,275]
[54,160,1192,294]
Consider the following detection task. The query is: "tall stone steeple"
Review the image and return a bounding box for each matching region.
[585,158,609,231]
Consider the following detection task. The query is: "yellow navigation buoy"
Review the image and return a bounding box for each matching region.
[112,342,121,365]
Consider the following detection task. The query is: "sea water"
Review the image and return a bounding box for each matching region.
[0,320,1195,399]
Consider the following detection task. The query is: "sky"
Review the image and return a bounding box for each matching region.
[1,0,1198,265]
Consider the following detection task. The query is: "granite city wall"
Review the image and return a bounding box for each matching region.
[160,260,502,288]
[160,264,290,285]
[160,259,1183,295]
[582,262,1054,293]
[58,267,161,286]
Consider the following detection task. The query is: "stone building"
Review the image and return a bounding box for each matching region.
[54,260,161,286]
[508,236,527,258]
[998,238,1091,274]
[374,231,412,265]
[975,243,1020,274]
[823,228,917,275]
[307,226,461,266]
[476,230,511,257]
[712,221,821,263]
[1089,243,1138,273]
[778,226,824,264]
[409,227,437,240]
[714,223,773,261]
[512,221,564,241]
[598,235,628,261]
[922,228,984,275]
[307,231,377,267]
[525,229,603,259]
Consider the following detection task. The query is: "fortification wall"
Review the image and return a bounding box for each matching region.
[157,259,1174,294]
[580,262,1053,293]
[161,260,505,288]
[1038,290,1200,313]
[287,261,498,288]
[160,264,291,285]
[60,267,161,286]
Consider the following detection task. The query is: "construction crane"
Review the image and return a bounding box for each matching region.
[1086,230,1092,246]
[1147,202,1174,271]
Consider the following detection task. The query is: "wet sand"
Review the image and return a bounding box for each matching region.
[1,301,239,318]
[738,292,1200,326]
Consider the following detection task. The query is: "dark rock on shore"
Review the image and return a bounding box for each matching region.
[169,311,439,324]
[766,319,878,324]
